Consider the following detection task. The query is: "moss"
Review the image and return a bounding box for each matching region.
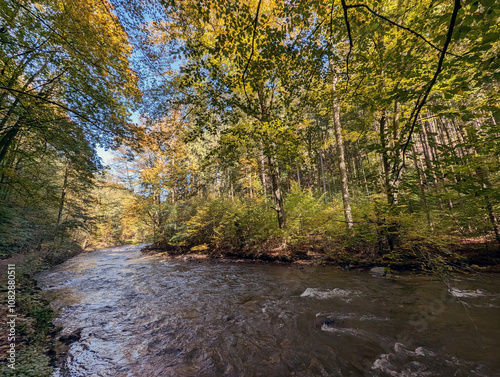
[0,244,83,376]
[0,345,53,377]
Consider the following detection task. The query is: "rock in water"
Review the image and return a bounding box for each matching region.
[370,267,386,276]
[322,318,335,327]
[59,330,81,345]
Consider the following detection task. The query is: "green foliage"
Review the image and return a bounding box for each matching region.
[170,196,276,254]
[0,345,53,377]
[0,206,31,257]
[142,185,467,269]
[285,183,337,236]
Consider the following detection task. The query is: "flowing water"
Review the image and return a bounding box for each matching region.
[36,245,500,377]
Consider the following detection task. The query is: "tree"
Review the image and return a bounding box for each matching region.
[0,0,140,254]
[0,0,140,166]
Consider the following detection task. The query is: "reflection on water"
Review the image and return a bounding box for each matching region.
[36,245,500,377]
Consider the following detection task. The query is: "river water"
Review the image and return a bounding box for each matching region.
[36,244,500,377]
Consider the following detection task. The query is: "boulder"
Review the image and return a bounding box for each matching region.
[370,266,386,276]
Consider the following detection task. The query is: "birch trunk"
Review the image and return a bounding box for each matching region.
[331,70,353,229]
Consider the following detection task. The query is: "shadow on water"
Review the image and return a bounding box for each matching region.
[36,245,500,377]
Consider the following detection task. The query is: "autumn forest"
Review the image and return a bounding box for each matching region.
[1,0,499,268]
[1,0,500,375]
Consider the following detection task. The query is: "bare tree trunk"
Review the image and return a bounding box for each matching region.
[476,160,500,244]
[391,101,400,204]
[57,162,69,225]
[267,155,285,229]
[230,169,234,201]
[331,70,353,229]
[379,111,395,205]
[248,169,253,199]
[319,149,327,200]
[296,164,301,190]
[429,112,455,211]
[260,142,267,204]
[419,120,442,210]
[156,191,163,230]
[411,144,433,230]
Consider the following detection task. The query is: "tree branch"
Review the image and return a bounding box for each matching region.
[393,0,461,183]
[241,0,262,107]
[0,86,109,133]
[11,0,126,80]
[346,3,461,58]
[340,0,354,88]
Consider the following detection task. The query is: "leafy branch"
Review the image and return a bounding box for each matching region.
[345,2,462,58]
[393,0,462,183]
[0,86,111,134]
[241,0,262,108]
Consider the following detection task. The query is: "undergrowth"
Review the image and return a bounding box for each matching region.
[142,186,492,271]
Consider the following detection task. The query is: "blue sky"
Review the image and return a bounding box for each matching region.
[96,110,140,166]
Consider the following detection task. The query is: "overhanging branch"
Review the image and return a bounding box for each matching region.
[340,0,354,88]
[346,2,461,58]
[241,0,262,108]
[392,0,461,183]
[0,86,109,133]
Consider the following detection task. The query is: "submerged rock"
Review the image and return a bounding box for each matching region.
[370,267,386,276]
[314,316,337,330]
[321,318,335,328]
[59,329,81,345]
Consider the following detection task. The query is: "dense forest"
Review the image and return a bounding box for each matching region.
[0,0,499,375]
[1,0,499,269]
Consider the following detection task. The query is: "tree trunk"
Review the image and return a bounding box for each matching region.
[230,169,234,200]
[267,155,285,229]
[476,162,500,244]
[391,101,400,204]
[379,111,394,205]
[411,143,433,230]
[296,164,301,190]
[249,169,253,199]
[259,141,267,204]
[0,120,22,165]
[319,149,327,200]
[331,70,353,229]
[419,120,442,210]
[57,162,69,225]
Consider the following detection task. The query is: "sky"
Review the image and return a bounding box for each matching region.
[96,111,140,166]
[96,146,115,165]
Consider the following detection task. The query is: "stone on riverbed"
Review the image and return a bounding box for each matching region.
[370,267,386,276]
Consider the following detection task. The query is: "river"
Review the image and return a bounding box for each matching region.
[36,244,500,377]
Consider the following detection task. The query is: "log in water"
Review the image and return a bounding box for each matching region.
[36,245,500,376]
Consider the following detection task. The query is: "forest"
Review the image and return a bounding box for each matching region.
[0,0,499,375]
[1,0,500,268]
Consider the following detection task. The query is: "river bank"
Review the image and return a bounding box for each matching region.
[142,239,500,273]
[0,245,84,377]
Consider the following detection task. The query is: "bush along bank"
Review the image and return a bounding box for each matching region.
[141,193,500,273]
[0,238,83,377]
